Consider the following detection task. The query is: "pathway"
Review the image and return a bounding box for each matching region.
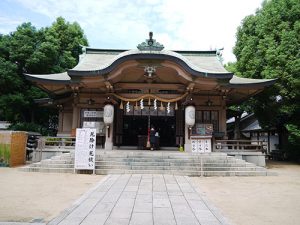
[49,174,231,225]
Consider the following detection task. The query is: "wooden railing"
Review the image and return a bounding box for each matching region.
[213,140,267,152]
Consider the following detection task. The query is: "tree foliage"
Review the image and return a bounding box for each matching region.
[0,17,88,133]
[233,0,300,159]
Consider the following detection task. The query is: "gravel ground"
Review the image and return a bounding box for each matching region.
[0,168,102,223]
[191,160,300,225]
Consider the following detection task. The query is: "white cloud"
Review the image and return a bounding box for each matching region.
[0,16,26,34]
[12,0,264,62]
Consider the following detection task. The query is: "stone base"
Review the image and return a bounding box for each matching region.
[105,142,113,150]
[184,144,191,153]
[228,152,266,167]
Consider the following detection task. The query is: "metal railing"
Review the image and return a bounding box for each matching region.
[213,140,266,152]
[38,136,76,149]
[29,136,76,162]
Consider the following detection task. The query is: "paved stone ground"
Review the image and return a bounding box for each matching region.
[47,174,231,225]
[0,174,231,225]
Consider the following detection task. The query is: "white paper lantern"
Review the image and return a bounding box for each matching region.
[185,105,195,127]
[103,104,114,124]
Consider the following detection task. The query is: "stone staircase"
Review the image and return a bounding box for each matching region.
[20,150,273,176]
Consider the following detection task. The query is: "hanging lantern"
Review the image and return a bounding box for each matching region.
[185,105,195,127]
[104,104,114,125]
[119,101,123,109]
[140,99,144,110]
[175,102,178,110]
[148,98,151,106]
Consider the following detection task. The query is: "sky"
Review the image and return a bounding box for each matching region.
[0,0,264,63]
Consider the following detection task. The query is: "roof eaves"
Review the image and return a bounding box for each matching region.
[226,78,277,88]
[24,73,74,84]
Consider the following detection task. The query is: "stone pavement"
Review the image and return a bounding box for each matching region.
[48,174,231,225]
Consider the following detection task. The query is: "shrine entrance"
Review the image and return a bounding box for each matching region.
[122,114,176,148]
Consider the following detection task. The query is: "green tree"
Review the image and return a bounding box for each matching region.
[0,17,88,134]
[233,0,300,159]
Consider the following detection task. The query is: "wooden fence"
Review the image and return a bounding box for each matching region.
[213,139,266,152]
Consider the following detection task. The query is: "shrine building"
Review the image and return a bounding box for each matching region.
[25,33,275,152]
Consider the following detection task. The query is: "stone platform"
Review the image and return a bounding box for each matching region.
[20,150,274,176]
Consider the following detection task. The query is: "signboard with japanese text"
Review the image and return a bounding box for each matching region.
[192,124,213,136]
[83,111,103,118]
[191,137,212,153]
[74,128,96,170]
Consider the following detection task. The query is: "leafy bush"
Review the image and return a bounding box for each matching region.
[8,122,48,135]
[0,144,10,167]
[286,124,300,161]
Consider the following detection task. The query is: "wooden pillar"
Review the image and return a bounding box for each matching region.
[72,106,79,129]
[71,106,78,136]
[58,111,63,133]
[267,131,271,154]
[175,109,184,146]
[220,98,227,139]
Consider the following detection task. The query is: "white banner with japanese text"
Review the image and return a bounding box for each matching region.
[74,128,96,170]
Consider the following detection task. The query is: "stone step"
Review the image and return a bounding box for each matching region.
[203,167,265,171]
[40,160,73,164]
[30,163,75,168]
[20,167,272,176]
[96,152,226,156]
[19,151,270,176]
[25,163,263,171]
[96,158,239,163]
[94,169,270,176]
[30,160,250,168]
[95,164,264,171]
[95,161,249,167]
[20,167,74,173]
[95,152,227,157]
[95,162,254,167]
[47,156,236,162]
[96,156,230,160]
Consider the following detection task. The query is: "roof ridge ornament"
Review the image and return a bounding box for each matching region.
[137,32,164,51]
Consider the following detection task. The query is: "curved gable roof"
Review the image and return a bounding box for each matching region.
[23,47,275,91]
[68,48,233,79]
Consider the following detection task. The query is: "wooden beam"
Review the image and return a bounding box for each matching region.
[114,82,186,90]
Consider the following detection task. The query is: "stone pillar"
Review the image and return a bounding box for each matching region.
[184,124,192,152]
[105,124,113,150]
[184,105,195,153]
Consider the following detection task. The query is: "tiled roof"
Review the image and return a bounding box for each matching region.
[70,49,229,74]
[24,48,275,88]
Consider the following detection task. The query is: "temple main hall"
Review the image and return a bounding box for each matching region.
[25,33,275,152]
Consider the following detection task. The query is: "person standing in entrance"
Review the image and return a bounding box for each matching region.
[155,130,160,150]
[150,127,156,151]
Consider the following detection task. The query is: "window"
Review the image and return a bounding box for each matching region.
[121,89,142,94]
[194,110,219,132]
[158,90,178,94]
